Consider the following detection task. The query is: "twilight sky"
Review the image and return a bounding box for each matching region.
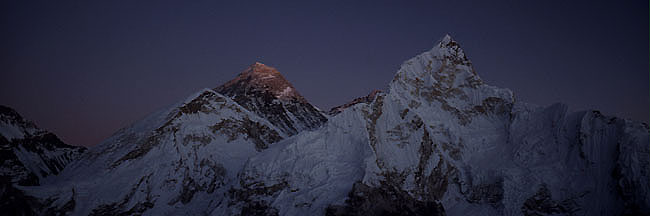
[1,0,648,147]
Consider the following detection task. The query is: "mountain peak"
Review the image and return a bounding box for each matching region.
[217,63,305,102]
[0,105,40,140]
[440,34,453,45]
[434,34,467,61]
[238,62,282,80]
[390,35,480,92]
[0,105,23,123]
[248,62,278,75]
[215,63,327,135]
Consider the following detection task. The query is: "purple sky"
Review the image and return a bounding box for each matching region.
[1,0,648,147]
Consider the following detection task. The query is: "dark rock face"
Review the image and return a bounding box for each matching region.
[169,160,227,205]
[521,184,579,216]
[228,177,289,216]
[0,135,39,186]
[0,175,41,216]
[0,106,38,131]
[466,178,504,207]
[89,174,156,216]
[11,133,84,176]
[216,63,327,136]
[210,117,283,151]
[326,182,446,216]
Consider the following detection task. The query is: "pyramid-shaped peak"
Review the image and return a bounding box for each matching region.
[389,34,481,94]
[251,61,269,68]
[441,34,453,43]
[215,63,327,135]
[437,34,460,49]
[244,62,281,75]
[428,34,468,63]
[217,63,306,102]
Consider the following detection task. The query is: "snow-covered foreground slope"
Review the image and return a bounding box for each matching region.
[11,35,649,216]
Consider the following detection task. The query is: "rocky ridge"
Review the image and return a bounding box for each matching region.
[328,90,381,116]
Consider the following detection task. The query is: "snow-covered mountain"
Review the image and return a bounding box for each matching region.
[218,35,649,216]
[0,105,86,215]
[16,63,328,215]
[0,105,86,186]
[8,35,649,216]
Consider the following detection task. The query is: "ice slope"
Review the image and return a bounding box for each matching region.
[224,35,650,216]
